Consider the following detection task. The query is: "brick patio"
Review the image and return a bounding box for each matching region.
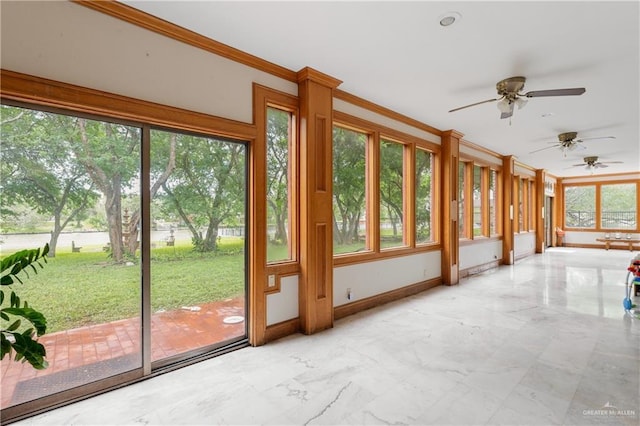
[1,297,245,408]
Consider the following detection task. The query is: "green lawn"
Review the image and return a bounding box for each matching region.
[1,239,245,333]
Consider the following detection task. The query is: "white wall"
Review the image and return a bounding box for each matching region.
[565,231,639,246]
[514,233,536,258]
[333,251,441,307]
[266,275,299,326]
[459,240,502,270]
[333,98,441,144]
[0,1,297,123]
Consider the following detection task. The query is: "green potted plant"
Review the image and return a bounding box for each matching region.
[1,244,49,369]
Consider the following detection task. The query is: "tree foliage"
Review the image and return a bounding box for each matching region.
[0,106,98,257]
[415,149,432,242]
[266,108,290,247]
[380,139,404,239]
[332,127,366,246]
[157,131,246,252]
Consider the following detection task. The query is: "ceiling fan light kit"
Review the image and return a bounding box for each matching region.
[449,76,586,120]
[571,156,624,174]
[528,132,617,157]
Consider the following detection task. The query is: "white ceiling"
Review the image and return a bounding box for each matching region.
[123,0,639,177]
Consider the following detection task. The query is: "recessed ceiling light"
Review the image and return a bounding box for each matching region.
[439,12,461,27]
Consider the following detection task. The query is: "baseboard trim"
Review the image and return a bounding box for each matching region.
[264,318,300,343]
[459,259,501,278]
[334,278,441,321]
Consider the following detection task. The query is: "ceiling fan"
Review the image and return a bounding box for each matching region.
[449,76,586,119]
[529,132,616,156]
[572,156,623,173]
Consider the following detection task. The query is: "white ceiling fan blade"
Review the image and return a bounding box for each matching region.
[523,88,586,97]
[529,144,559,154]
[576,136,616,142]
[449,97,500,113]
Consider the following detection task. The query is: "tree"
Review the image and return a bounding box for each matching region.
[415,150,432,242]
[332,127,366,245]
[1,106,98,257]
[266,108,290,246]
[379,139,404,239]
[158,132,246,252]
[123,132,177,255]
[74,118,141,262]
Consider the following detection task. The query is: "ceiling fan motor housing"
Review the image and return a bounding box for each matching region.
[559,131,578,142]
[584,156,598,165]
[496,76,526,98]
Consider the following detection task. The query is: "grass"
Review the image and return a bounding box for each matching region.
[2,233,408,334]
[1,238,245,333]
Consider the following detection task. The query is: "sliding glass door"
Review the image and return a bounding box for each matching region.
[149,129,248,366]
[1,104,249,418]
[1,104,142,408]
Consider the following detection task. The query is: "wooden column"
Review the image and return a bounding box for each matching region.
[297,67,341,334]
[502,156,515,264]
[441,130,463,285]
[535,169,546,253]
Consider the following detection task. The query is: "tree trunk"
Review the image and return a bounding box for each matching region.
[105,183,124,262]
[274,211,288,245]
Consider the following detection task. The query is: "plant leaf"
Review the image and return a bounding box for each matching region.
[6,319,21,331]
[3,307,47,335]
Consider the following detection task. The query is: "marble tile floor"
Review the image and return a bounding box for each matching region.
[14,248,640,425]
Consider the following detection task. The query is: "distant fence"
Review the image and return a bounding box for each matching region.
[566,210,636,228]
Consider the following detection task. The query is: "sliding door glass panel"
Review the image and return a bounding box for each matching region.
[149,129,247,364]
[0,105,142,409]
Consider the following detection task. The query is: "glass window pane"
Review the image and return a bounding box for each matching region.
[601,183,637,229]
[150,129,247,363]
[518,178,524,232]
[565,185,596,228]
[458,162,466,236]
[380,139,405,249]
[266,107,292,263]
[0,105,142,408]
[332,127,367,254]
[489,169,497,235]
[473,165,482,236]
[415,149,433,244]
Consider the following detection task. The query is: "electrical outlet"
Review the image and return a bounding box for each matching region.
[268,274,276,287]
[423,269,428,277]
[347,288,352,300]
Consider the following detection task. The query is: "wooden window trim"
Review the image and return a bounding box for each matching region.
[481,166,490,237]
[332,111,441,265]
[459,161,473,240]
[379,135,409,251]
[253,84,300,281]
[415,147,437,246]
[562,180,639,232]
[1,70,255,140]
